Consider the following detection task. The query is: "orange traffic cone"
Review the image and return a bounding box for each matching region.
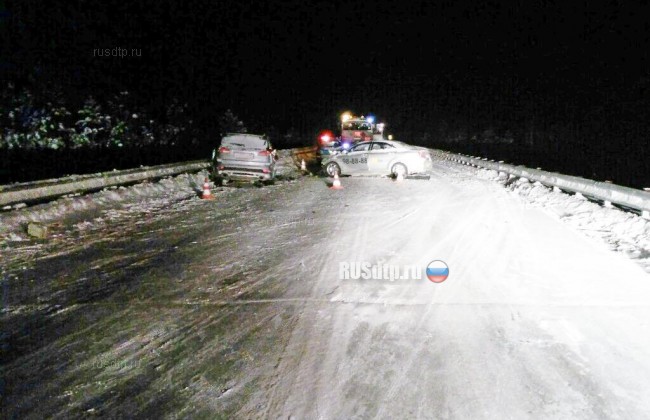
[202,177,215,200]
[330,172,344,190]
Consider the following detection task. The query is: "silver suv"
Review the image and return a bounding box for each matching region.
[212,134,276,184]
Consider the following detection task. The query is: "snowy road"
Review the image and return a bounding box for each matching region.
[2,158,650,418]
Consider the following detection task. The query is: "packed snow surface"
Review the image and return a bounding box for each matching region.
[2,153,650,418]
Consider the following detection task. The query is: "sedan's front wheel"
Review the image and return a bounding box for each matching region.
[326,162,341,177]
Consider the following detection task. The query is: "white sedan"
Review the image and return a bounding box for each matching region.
[321,140,432,177]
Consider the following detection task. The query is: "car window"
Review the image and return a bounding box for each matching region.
[350,143,370,152]
[389,141,409,149]
[370,142,394,150]
[221,135,267,150]
[343,122,372,131]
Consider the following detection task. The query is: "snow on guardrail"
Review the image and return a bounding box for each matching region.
[435,150,650,219]
[0,160,209,208]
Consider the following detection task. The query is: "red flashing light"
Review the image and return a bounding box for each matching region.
[318,130,335,146]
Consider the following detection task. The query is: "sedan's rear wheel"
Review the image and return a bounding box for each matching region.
[391,163,408,177]
[326,162,341,177]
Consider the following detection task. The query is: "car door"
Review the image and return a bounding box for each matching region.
[367,142,396,174]
[339,142,370,174]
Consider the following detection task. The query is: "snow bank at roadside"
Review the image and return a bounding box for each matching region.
[0,151,305,243]
[275,150,306,178]
[478,168,650,272]
[0,171,210,242]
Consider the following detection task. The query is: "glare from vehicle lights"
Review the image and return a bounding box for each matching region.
[321,134,331,142]
[341,112,352,122]
[366,116,375,123]
[377,123,385,133]
[388,135,393,140]
[342,143,350,149]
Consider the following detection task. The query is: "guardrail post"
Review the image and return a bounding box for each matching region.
[643,210,649,220]
[553,186,562,193]
[604,200,613,208]
[575,192,585,199]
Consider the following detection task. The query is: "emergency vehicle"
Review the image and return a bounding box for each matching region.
[340,112,385,143]
[317,112,387,158]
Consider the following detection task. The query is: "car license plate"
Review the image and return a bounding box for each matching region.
[234,152,252,160]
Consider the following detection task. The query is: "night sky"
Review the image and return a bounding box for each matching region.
[2,0,650,148]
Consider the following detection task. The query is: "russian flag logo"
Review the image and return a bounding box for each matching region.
[426,260,449,283]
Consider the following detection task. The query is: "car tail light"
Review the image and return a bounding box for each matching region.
[262,168,270,173]
[219,146,231,154]
[419,150,430,159]
[258,149,271,156]
[217,165,225,170]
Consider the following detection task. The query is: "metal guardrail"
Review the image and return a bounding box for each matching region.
[0,160,208,194]
[290,146,318,158]
[0,147,315,208]
[435,150,650,219]
[0,160,209,207]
